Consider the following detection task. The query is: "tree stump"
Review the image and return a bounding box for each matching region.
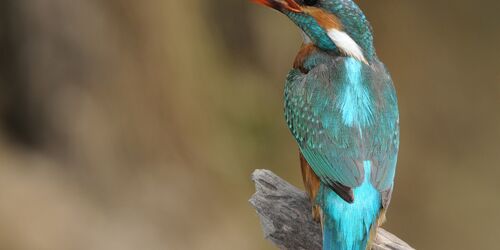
[249,169,414,250]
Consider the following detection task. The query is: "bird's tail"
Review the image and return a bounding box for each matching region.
[318,162,381,250]
[322,220,372,250]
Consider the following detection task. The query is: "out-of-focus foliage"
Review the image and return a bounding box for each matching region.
[0,0,499,249]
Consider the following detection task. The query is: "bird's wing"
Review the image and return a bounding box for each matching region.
[366,62,399,204]
[286,62,364,189]
[285,59,399,196]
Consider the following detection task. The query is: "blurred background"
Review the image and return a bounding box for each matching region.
[0,0,499,249]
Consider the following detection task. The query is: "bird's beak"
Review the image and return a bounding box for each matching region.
[251,0,302,13]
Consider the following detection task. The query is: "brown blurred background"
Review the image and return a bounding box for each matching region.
[0,0,499,249]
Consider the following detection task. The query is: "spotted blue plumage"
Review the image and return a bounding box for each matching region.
[285,50,399,249]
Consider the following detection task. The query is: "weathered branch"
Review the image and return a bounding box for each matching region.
[249,169,414,250]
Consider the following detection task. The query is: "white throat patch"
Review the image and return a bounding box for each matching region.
[302,31,312,44]
[327,29,367,64]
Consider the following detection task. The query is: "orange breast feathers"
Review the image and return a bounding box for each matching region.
[293,44,318,73]
[300,152,322,222]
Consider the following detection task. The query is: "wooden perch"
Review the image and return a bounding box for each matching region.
[249,169,414,250]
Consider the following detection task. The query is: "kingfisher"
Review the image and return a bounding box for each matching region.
[252,0,399,249]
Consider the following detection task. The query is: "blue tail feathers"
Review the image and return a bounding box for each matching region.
[319,161,382,250]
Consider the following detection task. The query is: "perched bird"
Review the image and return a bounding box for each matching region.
[252,0,399,249]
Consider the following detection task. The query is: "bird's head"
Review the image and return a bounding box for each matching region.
[252,0,375,64]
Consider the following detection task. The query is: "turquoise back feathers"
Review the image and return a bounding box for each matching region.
[285,52,399,192]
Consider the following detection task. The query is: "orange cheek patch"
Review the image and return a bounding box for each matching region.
[303,7,343,30]
[284,0,302,12]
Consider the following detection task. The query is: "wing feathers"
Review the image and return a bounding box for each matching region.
[285,56,398,194]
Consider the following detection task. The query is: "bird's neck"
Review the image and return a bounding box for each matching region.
[293,44,343,73]
[293,43,318,73]
[293,41,378,74]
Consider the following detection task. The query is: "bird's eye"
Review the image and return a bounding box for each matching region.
[303,0,318,6]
